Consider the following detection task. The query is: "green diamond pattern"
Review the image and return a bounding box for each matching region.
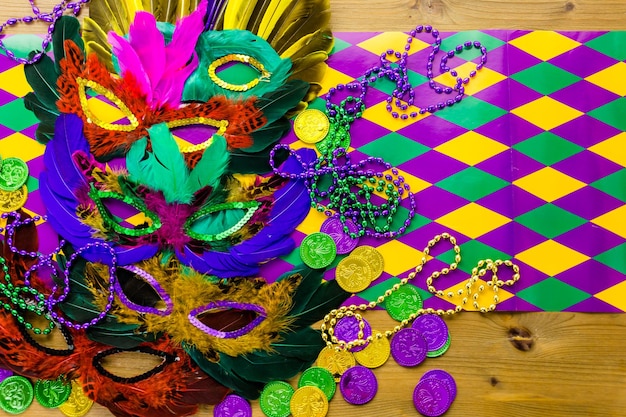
[25,175,38,192]
[510,62,581,95]
[516,277,590,311]
[515,204,586,239]
[588,97,626,131]
[436,240,511,274]
[591,169,626,202]
[435,167,508,201]
[331,37,352,54]
[585,32,626,61]
[434,96,507,130]
[359,132,429,166]
[0,99,39,131]
[513,132,584,165]
[594,243,626,274]
[371,67,428,96]
[439,30,506,61]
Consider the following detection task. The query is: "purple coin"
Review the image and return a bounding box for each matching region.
[339,366,378,405]
[413,377,452,417]
[334,315,372,352]
[390,328,428,367]
[420,369,457,401]
[320,217,359,254]
[412,314,449,352]
[213,394,252,417]
[0,368,12,383]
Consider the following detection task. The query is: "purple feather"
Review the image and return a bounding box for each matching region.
[178,149,314,277]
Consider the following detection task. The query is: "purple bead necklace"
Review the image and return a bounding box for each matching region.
[0,0,90,64]
[271,25,486,239]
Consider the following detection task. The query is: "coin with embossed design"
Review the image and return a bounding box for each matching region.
[353,331,390,369]
[339,366,377,405]
[259,381,293,417]
[58,380,93,417]
[316,348,355,381]
[413,377,452,417]
[0,157,28,192]
[300,232,337,269]
[385,284,423,322]
[320,217,359,254]
[0,185,28,213]
[390,327,428,367]
[298,367,336,400]
[351,245,384,280]
[335,256,372,293]
[294,109,330,144]
[290,386,328,417]
[0,375,34,414]
[35,377,72,408]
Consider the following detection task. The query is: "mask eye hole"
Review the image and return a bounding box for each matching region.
[114,265,173,316]
[76,77,140,132]
[89,186,162,237]
[189,300,266,338]
[93,347,178,383]
[208,54,271,92]
[184,201,260,244]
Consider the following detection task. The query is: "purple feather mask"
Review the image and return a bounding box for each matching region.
[40,113,313,277]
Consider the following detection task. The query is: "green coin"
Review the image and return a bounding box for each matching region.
[0,158,29,192]
[385,284,423,322]
[298,366,336,401]
[259,381,294,417]
[300,232,337,269]
[34,377,71,408]
[427,332,451,358]
[0,375,34,414]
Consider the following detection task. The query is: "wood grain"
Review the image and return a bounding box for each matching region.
[1,1,625,416]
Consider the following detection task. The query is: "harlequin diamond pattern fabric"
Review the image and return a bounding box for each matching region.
[0,30,625,312]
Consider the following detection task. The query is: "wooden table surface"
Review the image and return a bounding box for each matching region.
[2,0,626,416]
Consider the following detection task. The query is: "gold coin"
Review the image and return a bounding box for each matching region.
[290,386,329,417]
[58,380,93,417]
[335,256,372,293]
[294,109,330,144]
[353,330,391,368]
[352,245,385,281]
[0,185,27,213]
[316,347,355,382]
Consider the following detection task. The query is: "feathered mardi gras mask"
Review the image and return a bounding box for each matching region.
[4,0,348,415]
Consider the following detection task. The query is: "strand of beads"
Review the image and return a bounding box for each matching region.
[320,233,520,351]
[0,0,90,64]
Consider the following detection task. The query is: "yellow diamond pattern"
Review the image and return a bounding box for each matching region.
[0,132,45,161]
[376,240,430,276]
[435,203,510,239]
[318,67,354,95]
[0,65,33,97]
[585,62,626,96]
[513,167,585,202]
[595,282,626,312]
[439,278,514,311]
[511,96,583,131]
[357,32,429,58]
[433,62,507,96]
[516,240,590,276]
[509,31,581,61]
[434,131,508,166]
[362,100,428,132]
[588,132,626,167]
[592,206,626,239]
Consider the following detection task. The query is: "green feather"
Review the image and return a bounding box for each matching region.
[23,54,60,111]
[52,16,84,73]
[188,135,229,191]
[183,29,292,101]
[249,118,291,153]
[24,92,59,143]
[126,124,193,204]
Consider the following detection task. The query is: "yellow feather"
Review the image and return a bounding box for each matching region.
[82,17,114,71]
[267,0,330,54]
[176,0,192,21]
[289,61,328,85]
[257,0,295,39]
[88,0,131,35]
[85,41,114,72]
[280,29,333,59]
[124,0,146,19]
[223,0,259,29]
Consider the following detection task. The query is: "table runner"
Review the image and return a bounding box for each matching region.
[0,30,624,312]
